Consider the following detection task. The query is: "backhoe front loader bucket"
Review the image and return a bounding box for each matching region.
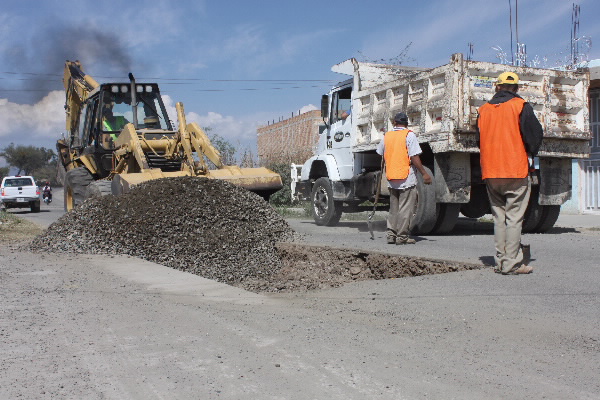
[111,167,282,200]
[208,166,283,200]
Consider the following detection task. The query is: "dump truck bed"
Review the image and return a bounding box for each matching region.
[347,53,590,158]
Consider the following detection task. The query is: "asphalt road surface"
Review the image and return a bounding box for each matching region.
[2,193,599,399]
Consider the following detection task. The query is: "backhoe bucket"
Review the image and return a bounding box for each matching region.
[112,170,191,195]
[208,166,283,199]
[111,166,282,200]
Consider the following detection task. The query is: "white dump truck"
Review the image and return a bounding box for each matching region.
[292,53,590,234]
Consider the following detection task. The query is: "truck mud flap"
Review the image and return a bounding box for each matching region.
[332,181,354,201]
[539,158,571,205]
[433,153,470,203]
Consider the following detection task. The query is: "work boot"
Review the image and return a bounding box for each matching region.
[502,265,533,275]
[396,237,416,245]
[386,236,396,244]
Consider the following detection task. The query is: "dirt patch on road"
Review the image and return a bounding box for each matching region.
[241,242,482,292]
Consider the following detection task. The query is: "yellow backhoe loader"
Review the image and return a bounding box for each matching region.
[57,61,282,210]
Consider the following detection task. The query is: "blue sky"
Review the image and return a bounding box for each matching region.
[1,0,599,164]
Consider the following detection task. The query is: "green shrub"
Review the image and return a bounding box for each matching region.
[267,162,295,206]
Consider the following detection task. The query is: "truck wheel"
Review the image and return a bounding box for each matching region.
[522,186,543,233]
[431,203,461,234]
[410,166,437,235]
[460,184,490,219]
[64,167,94,211]
[534,205,561,233]
[311,177,342,226]
[85,180,113,199]
[30,201,41,213]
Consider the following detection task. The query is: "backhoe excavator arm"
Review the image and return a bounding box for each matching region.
[63,61,99,137]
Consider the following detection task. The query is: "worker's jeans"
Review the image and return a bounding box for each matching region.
[387,186,417,241]
[485,177,531,273]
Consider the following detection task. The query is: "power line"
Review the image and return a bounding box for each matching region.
[0,71,333,83]
[0,84,329,93]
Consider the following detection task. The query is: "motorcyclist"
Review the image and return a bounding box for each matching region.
[42,182,52,202]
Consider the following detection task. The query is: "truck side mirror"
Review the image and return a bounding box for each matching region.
[321,95,329,119]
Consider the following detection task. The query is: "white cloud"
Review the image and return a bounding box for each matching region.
[162,94,257,148]
[300,104,318,114]
[0,91,65,145]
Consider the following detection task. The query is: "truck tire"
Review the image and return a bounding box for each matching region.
[311,177,342,226]
[30,201,41,213]
[431,203,461,234]
[64,167,94,211]
[534,205,561,233]
[410,166,437,235]
[522,186,543,233]
[460,184,490,219]
[85,180,113,199]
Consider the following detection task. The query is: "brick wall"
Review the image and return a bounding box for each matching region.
[257,110,322,166]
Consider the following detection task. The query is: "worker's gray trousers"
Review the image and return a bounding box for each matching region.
[387,186,417,241]
[485,177,531,273]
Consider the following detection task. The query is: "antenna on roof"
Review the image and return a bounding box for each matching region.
[508,0,514,65]
[571,3,581,67]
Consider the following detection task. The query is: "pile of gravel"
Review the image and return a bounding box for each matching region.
[29,176,297,285]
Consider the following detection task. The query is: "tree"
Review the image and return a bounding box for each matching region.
[0,143,56,176]
[33,160,60,186]
[0,166,9,179]
[267,162,294,206]
[208,133,237,166]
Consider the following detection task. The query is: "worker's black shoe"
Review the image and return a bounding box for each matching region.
[387,236,396,244]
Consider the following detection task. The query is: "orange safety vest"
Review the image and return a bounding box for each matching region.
[383,129,411,180]
[478,97,529,179]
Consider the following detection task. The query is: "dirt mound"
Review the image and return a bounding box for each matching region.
[29,177,297,285]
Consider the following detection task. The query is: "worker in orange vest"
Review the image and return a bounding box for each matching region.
[377,112,432,244]
[477,71,543,275]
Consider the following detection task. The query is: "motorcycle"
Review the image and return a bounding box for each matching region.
[43,191,52,204]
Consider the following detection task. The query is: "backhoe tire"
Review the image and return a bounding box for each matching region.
[311,177,342,226]
[410,166,437,235]
[64,167,94,211]
[85,180,113,200]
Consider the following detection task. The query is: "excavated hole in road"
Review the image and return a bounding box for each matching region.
[240,242,483,293]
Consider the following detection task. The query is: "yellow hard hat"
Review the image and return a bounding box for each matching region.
[497,72,519,85]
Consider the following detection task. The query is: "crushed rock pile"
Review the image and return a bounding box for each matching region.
[29,177,297,285]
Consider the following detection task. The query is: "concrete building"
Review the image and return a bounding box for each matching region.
[257,110,322,166]
[581,63,600,212]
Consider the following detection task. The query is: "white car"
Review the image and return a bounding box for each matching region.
[0,176,41,213]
